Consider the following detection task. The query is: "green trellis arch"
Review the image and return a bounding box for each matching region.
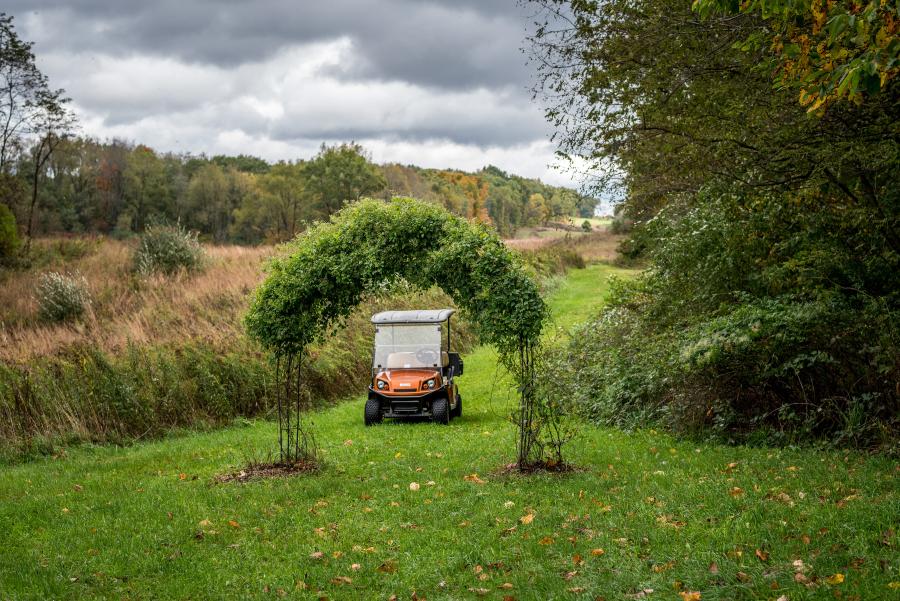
[246,197,548,467]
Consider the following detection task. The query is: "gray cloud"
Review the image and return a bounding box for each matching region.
[2,1,581,187]
[11,0,532,90]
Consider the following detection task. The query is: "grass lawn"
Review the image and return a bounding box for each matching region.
[1,264,897,600]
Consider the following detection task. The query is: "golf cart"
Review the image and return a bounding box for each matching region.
[364,309,463,425]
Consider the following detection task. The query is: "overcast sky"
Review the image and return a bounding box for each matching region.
[8,1,583,188]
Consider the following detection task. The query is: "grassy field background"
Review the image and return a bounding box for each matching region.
[1,264,897,600]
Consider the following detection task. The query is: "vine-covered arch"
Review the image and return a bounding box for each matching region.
[246,197,548,467]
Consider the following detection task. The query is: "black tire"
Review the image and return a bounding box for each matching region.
[451,393,462,418]
[432,397,450,425]
[364,398,382,426]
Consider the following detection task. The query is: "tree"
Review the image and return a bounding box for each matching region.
[259,161,310,241]
[302,143,386,217]
[525,0,899,237]
[0,193,18,262]
[524,0,900,442]
[184,163,230,241]
[24,91,76,242]
[0,13,48,173]
[123,145,169,232]
[436,171,492,224]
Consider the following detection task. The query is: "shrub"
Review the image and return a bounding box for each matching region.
[563,191,900,449]
[0,203,19,264]
[581,219,592,233]
[35,272,91,323]
[133,223,204,276]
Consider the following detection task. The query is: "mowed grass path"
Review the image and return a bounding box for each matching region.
[1,265,897,600]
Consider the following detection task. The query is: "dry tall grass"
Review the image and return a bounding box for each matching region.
[0,239,272,363]
[505,229,623,263]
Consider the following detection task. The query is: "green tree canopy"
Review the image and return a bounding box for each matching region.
[302,143,386,217]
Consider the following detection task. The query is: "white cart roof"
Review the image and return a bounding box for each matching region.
[371,309,455,324]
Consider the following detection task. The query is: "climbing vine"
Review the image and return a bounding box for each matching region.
[246,197,553,468]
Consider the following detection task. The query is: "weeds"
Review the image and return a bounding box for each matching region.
[133,222,205,276]
[35,271,91,322]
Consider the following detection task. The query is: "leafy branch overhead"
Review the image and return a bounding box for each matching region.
[693,0,899,111]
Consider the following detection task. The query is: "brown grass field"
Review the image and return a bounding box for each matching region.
[1,230,622,364]
[0,239,272,363]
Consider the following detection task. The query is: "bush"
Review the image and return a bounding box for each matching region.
[133,223,204,276]
[0,203,20,264]
[581,219,592,233]
[562,191,900,449]
[35,272,91,323]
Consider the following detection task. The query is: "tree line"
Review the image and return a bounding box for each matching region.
[2,136,597,247]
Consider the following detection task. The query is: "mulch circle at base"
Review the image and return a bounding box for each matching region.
[214,460,318,483]
[493,460,582,476]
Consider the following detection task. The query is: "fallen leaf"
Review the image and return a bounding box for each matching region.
[377,560,398,574]
[625,588,654,599]
[538,536,554,545]
[199,519,212,527]
[409,482,420,491]
[343,439,353,446]
[679,593,701,601]
[498,583,513,590]
[474,565,483,574]
[563,570,578,580]
[729,487,744,497]
[568,587,585,593]
[652,561,675,573]
[825,573,844,585]
[708,562,719,574]
[459,520,472,527]
[464,473,487,484]
[573,554,584,565]
[228,520,240,528]
[179,473,187,480]
[468,588,490,596]
[394,452,402,459]
[329,576,352,585]
[801,534,811,545]
[736,572,751,583]
[591,548,605,556]
[350,563,360,571]
[776,597,788,601]
[755,549,769,562]
[332,551,343,559]
[504,501,515,509]
[520,513,534,525]
[73,484,83,492]
[309,551,325,560]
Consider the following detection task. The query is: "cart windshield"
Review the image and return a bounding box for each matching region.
[373,324,443,369]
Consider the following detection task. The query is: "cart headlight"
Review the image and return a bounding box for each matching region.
[376,379,387,390]
[425,379,435,389]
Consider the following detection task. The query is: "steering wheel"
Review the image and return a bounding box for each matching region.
[415,348,439,365]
